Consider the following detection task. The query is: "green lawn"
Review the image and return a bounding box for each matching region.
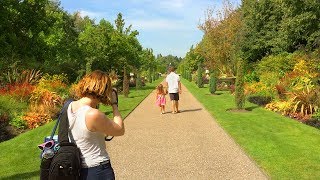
[182,79,320,179]
[0,78,162,180]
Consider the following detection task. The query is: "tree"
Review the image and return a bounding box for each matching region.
[209,71,217,94]
[198,0,243,77]
[197,62,204,88]
[235,59,245,109]
[0,0,51,69]
[113,13,142,97]
[78,20,114,74]
[241,0,320,62]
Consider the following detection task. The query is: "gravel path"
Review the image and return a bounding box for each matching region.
[106,83,268,180]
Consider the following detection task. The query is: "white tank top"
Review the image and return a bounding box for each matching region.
[67,103,110,168]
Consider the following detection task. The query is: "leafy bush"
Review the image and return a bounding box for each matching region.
[247,95,272,106]
[265,101,294,116]
[312,110,320,121]
[256,53,297,77]
[24,74,68,128]
[22,112,51,129]
[37,73,69,96]
[0,95,28,124]
[209,73,217,94]
[244,70,259,83]
[197,63,204,88]
[0,82,35,101]
[290,83,319,116]
[9,115,27,129]
[235,60,245,109]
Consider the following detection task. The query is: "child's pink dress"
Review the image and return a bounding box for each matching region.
[156,94,166,106]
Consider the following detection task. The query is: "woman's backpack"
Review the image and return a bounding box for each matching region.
[40,100,82,180]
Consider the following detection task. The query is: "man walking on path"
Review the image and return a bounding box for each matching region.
[165,66,182,114]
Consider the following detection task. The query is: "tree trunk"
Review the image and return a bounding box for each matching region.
[123,67,129,97]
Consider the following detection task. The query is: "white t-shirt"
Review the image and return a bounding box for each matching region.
[166,72,180,93]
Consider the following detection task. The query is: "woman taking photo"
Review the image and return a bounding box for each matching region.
[67,70,124,180]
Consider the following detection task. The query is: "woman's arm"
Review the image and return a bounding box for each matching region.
[85,106,124,136]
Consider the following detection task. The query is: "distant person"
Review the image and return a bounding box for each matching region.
[155,83,167,114]
[165,66,182,114]
[69,70,124,180]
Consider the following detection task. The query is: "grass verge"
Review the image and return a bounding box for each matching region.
[182,79,320,180]
[0,78,163,180]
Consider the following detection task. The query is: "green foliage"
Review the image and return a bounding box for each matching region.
[9,115,27,130]
[182,79,320,179]
[256,53,297,77]
[0,95,28,124]
[37,73,68,96]
[209,72,217,94]
[188,71,192,82]
[179,45,203,73]
[241,0,320,62]
[135,73,142,90]
[196,63,204,88]
[244,70,259,83]
[198,2,242,76]
[247,95,272,106]
[235,60,245,109]
[312,110,320,121]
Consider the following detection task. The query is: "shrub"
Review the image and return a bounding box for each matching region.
[9,115,27,129]
[312,110,320,121]
[265,101,294,116]
[244,70,259,83]
[289,83,319,116]
[37,73,68,96]
[256,53,297,77]
[235,60,245,109]
[188,71,192,82]
[24,74,68,129]
[0,82,35,101]
[0,95,28,124]
[209,73,217,94]
[247,95,272,106]
[197,63,204,88]
[22,112,51,129]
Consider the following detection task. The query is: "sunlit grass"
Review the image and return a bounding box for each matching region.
[182,79,320,179]
[0,78,162,180]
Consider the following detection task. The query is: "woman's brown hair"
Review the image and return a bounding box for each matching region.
[75,70,112,105]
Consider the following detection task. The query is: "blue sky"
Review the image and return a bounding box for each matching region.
[59,0,241,58]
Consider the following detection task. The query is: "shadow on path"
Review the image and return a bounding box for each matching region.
[180,108,202,113]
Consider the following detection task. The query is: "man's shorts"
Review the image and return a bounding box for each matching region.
[169,93,179,101]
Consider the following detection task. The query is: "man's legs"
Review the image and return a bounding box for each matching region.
[170,93,179,113]
[175,100,179,113]
[171,100,175,113]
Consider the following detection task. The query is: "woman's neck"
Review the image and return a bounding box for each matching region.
[79,97,99,108]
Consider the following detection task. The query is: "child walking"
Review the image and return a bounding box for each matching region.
[155,84,167,114]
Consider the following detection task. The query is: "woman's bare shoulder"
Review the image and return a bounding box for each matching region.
[86,108,105,121]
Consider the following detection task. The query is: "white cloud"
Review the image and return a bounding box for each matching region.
[130,19,185,31]
[78,10,106,20]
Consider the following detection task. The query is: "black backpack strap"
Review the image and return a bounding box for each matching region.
[49,99,73,140]
[58,99,74,143]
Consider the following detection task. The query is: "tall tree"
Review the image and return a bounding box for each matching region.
[241,0,320,62]
[198,0,243,77]
[113,13,142,97]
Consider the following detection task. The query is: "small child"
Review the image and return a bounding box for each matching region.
[155,84,167,114]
